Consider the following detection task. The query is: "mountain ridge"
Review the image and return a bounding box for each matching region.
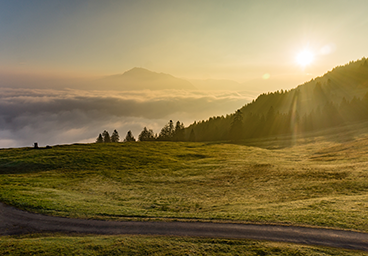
[98,67,196,90]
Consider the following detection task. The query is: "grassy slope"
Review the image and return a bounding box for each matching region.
[1,122,368,232]
[1,123,368,254]
[1,234,366,256]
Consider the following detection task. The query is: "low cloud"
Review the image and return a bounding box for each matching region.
[0,88,252,148]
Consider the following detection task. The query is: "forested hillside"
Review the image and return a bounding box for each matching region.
[186,58,368,141]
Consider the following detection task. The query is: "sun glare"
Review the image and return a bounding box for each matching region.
[296,50,314,67]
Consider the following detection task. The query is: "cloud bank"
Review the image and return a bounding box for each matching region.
[0,88,252,148]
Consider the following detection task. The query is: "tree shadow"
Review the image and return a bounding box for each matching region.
[0,161,54,174]
[0,147,56,175]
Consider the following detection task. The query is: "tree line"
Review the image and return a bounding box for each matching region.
[186,91,368,142]
[95,120,186,143]
[96,129,135,143]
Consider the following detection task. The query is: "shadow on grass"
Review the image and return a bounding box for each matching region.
[0,161,54,174]
[176,153,208,160]
[0,147,56,174]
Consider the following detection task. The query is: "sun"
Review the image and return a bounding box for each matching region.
[296,50,314,67]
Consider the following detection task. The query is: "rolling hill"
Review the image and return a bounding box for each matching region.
[186,57,368,141]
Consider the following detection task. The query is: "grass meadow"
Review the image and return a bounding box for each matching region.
[1,122,368,254]
[1,139,368,230]
[1,234,367,256]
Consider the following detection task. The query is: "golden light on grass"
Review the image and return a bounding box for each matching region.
[2,129,368,232]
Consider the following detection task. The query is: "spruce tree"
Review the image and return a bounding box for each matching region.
[111,129,120,142]
[138,127,155,141]
[102,130,111,143]
[96,133,103,143]
[174,121,185,141]
[229,109,243,141]
[158,120,175,141]
[124,130,136,142]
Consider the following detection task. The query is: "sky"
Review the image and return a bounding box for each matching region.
[1,0,368,147]
[1,0,368,83]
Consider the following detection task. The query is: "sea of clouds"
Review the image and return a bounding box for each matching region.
[0,88,253,148]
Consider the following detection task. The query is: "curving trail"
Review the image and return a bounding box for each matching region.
[1,203,368,251]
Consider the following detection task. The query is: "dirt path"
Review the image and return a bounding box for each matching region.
[1,203,368,251]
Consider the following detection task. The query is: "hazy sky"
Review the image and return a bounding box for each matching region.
[1,0,368,86]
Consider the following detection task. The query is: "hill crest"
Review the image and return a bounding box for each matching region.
[186,57,368,142]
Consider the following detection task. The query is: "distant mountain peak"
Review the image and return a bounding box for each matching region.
[122,67,174,80]
[124,67,154,75]
[98,68,195,90]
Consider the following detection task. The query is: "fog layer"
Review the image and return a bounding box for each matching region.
[0,88,251,148]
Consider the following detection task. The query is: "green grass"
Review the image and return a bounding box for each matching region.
[1,134,368,231]
[1,234,367,255]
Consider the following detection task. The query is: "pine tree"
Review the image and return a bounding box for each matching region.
[102,130,111,143]
[158,120,175,141]
[174,121,185,141]
[96,133,103,143]
[124,130,136,142]
[229,109,243,141]
[111,129,120,142]
[138,127,155,141]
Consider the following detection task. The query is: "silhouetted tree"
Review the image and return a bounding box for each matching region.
[229,109,243,140]
[111,129,120,142]
[124,130,136,142]
[173,121,185,141]
[102,130,111,143]
[96,133,103,143]
[138,127,155,141]
[158,120,175,141]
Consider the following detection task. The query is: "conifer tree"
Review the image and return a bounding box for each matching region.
[96,133,103,143]
[111,129,120,142]
[138,127,155,141]
[124,130,136,142]
[102,130,111,143]
[158,120,175,141]
[229,109,243,141]
[174,121,185,141]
